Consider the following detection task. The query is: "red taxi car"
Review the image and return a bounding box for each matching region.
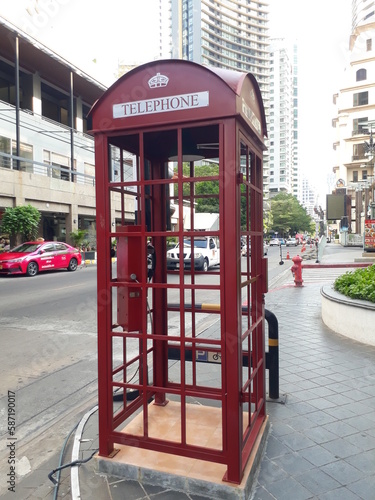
[0,241,82,277]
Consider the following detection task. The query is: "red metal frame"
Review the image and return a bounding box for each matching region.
[89,60,267,484]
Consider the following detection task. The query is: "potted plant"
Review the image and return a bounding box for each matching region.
[69,229,86,250]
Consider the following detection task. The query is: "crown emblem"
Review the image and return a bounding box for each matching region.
[148,73,169,88]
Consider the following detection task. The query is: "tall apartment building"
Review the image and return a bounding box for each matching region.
[291,44,301,201]
[332,0,375,235]
[170,0,270,194]
[171,0,268,83]
[268,38,299,199]
[159,0,172,59]
[301,177,319,218]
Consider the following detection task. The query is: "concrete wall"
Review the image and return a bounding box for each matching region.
[321,285,375,346]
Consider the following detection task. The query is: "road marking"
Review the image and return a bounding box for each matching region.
[51,283,85,291]
[301,267,358,283]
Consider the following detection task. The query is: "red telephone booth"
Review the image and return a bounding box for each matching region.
[89,59,268,487]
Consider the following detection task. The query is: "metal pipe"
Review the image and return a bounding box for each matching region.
[70,71,74,180]
[15,36,20,170]
[166,304,280,400]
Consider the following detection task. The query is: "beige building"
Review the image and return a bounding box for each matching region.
[332,1,375,239]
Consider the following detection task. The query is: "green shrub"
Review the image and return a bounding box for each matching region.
[1,204,41,243]
[334,265,375,303]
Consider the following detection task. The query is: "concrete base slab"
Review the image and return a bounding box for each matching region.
[96,401,269,500]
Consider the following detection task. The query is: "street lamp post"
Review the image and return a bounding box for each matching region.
[361,122,375,228]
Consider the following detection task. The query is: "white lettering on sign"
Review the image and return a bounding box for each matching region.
[241,98,261,135]
[113,91,209,119]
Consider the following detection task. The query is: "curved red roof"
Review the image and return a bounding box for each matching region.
[89,59,267,141]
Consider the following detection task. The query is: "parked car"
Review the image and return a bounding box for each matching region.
[0,241,82,276]
[166,236,220,271]
[286,238,298,247]
[241,242,268,256]
[241,243,250,256]
[269,238,280,246]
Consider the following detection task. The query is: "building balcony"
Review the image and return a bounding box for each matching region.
[352,129,367,137]
[352,154,368,161]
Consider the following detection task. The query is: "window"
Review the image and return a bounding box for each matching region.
[367,39,372,51]
[353,117,368,134]
[353,91,368,106]
[44,150,71,181]
[41,82,70,126]
[353,143,366,159]
[82,104,91,134]
[356,68,367,81]
[43,244,55,253]
[353,171,358,182]
[12,142,33,172]
[0,136,11,168]
[55,243,68,251]
[362,170,368,180]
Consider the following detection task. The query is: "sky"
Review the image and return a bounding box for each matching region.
[2,0,353,204]
[2,0,161,83]
[268,0,352,203]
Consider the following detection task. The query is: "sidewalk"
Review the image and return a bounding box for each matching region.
[7,245,375,499]
[256,246,375,500]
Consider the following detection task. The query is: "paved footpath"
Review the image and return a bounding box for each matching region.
[255,246,375,500]
[4,245,375,499]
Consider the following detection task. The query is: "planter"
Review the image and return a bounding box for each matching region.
[81,250,97,262]
[321,285,375,346]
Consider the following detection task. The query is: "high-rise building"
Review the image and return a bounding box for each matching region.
[268,38,298,198]
[170,0,270,195]
[301,177,319,218]
[332,0,375,236]
[158,0,172,59]
[171,0,269,89]
[291,44,301,202]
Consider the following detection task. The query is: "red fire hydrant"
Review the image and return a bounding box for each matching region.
[291,254,303,287]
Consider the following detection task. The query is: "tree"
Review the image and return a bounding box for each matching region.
[173,163,220,213]
[269,193,314,237]
[1,205,41,245]
[173,163,266,229]
[69,229,86,249]
[195,164,220,214]
[263,207,273,235]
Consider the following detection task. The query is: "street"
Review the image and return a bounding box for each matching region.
[0,266,99,494]
[0,248,297,495]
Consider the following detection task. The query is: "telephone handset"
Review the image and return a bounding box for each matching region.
[116,225,143,331]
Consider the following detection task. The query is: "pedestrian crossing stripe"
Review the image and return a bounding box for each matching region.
[301,267,358,283]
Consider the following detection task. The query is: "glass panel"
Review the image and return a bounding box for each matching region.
[12,142,33,172]
[0,136,11,168]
